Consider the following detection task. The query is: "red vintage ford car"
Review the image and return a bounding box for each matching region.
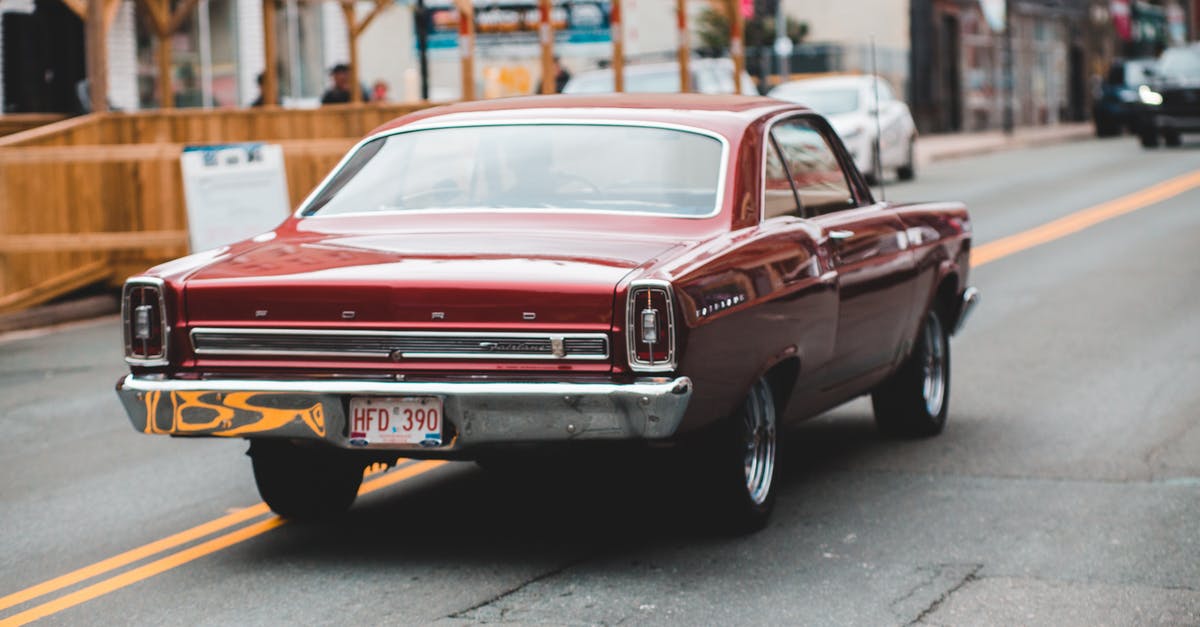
[116,95,977,531]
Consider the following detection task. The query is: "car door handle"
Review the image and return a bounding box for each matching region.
[828,229,855,240]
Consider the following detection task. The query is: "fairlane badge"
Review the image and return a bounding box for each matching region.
[478,341,547,352]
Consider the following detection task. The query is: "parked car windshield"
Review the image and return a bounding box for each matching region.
[1156,47,1200,82]
[304,124,724,217]
[564,69,684,94]
[770,87,860,115]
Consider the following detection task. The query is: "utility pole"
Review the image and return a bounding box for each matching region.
[1002,0,1014,135]
[416,0,430,100]
[775,0,790,81]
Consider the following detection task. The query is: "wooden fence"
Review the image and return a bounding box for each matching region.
[0,103,430,312]
[0,114,68,138]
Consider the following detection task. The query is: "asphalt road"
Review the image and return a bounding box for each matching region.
[2,135,1199,626]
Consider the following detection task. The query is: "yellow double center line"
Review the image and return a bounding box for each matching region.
[0,460,446,626]
[3,168,1200,625]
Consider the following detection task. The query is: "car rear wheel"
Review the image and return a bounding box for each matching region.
[698,377,778,534]
[1164,131,1183,147]
[249,439,364,520]
[1140,129,1161,148]
[872,308,950,438]
[897,138,916,181]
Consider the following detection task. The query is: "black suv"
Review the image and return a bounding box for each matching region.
[1093,58,1156,136]
[1139,44,1200,148]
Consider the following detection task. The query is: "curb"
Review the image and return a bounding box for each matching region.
[921,125,1095,164]
[0,294,120,335]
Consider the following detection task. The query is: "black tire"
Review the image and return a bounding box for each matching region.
[1140,129,1161,148]
[897,138,916,181]
[1164,131,1183,147]
[249,439,364,520]
[863,146,880,186]
[695,378,778,534]
[1094,115,1119,137]
[872,308,950,438]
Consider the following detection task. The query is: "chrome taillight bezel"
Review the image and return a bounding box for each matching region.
[625,279,677,373]
[122,277,170,366]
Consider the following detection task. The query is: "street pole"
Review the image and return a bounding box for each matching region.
[775,0,789,81]
[416,0,430,101]
[1002,0,1014,135]
[676,0,690,93]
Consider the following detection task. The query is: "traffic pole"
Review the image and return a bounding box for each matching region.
[540,0,555,94]
[676,0,690,93]
[729,0,745,94]
[612,0,624,92]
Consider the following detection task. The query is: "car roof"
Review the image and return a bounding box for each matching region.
[771,75,876,93]
[370,94,808,139]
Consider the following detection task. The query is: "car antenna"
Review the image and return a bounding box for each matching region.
[871,36,886,203]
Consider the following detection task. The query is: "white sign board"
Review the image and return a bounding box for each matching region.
[180,143,291,253]
[979,0,1006,33]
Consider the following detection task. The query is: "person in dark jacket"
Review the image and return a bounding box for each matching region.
[321,63,371,104]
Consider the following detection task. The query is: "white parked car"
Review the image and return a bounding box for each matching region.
[564,58,759,96]
[770,75,917,182]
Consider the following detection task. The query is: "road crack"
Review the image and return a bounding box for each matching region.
[893,563,982,626]
[447,555,591,623]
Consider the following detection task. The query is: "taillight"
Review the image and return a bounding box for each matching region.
[123,278,169,366]
[626,281,676,372]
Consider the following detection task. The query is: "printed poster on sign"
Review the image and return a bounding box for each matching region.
[419,0,612,57]
[180,143,291,253]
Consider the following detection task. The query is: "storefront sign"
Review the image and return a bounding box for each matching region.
[418,0,611,53]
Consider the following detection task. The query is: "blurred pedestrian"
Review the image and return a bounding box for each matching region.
[535,56,572,94]
[372,80,390,103]
[322,64,371,104]
[250,73,265,107]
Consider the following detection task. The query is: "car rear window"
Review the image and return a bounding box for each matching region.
[304,124,725,218]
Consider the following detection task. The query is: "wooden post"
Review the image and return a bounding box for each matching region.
[156,8,173,109]
[135,0,203,109]
[729,0,745,95]
[341,1,362,104]
[676,0,689,93]
[456,0,475,100]
[262,0,278,105]
[85,0,109,112]
[539,0,555,94]
[340,0,391,104]
[611,0,623,92]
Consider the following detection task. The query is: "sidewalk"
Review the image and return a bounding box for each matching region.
[917,122,1093,165]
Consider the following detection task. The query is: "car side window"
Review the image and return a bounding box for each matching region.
[770,118,856,216]
[763,138,801,219]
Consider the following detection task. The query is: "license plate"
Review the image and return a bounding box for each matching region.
[348,396,443,447]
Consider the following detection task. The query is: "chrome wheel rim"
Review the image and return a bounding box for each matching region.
[921,312,946,417]
[742,380,777,506]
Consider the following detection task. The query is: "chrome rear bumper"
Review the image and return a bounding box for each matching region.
[115,375,693,451]
[954,286,980,335]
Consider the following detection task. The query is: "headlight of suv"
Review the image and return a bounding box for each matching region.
[1139,85,1164,106]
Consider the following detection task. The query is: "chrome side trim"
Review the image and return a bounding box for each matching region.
[116,374,694,449]
[954,286,979,335]
[122,277,170,367]
[625,279,677,373]
[190,327,610,361]
[296,119,731,221]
